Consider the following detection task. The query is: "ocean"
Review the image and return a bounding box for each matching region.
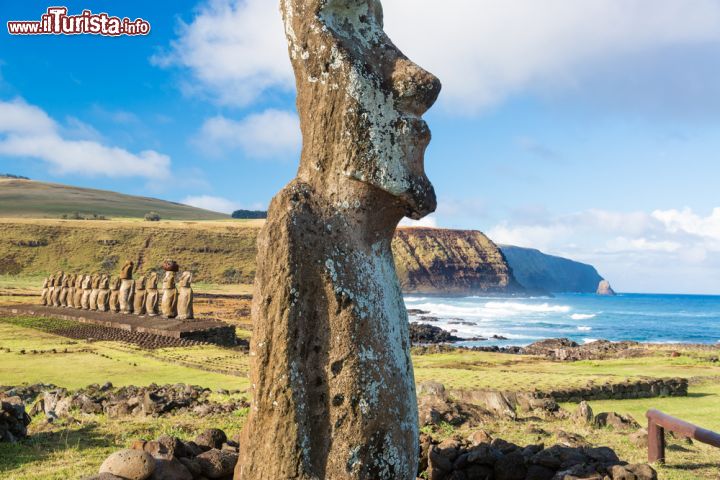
[404,293,720,347]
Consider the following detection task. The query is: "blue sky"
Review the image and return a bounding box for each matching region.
[2,0,720,294]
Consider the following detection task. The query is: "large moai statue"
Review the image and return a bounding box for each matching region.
[89,274,101,311]
[80,275,92,310]
[133,276,147,316]
[52,271,64,307]
[118,261,134,314]
[108,277,121,313]
[73,275,84,309]
[236,1,441,479]
[60,274,71,307]
[66,274,76,308]
[40,277,49,306]
[145,272,160,317]
[176,271,194,320]
[160,271,177,319]
[97,275,110,312]
[46,274,56,307]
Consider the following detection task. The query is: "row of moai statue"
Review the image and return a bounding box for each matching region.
[39,260,194,320]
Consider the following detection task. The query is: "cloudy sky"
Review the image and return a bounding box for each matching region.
[2,0,720,294]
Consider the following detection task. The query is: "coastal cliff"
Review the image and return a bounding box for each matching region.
[393,228,522,294]
[0,221,524,295]
[500,245,604,293]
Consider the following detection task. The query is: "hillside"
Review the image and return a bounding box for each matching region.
[500,245,604,293]
[0,219,522,294]
[0,178,228,220]
[393,228,523,294]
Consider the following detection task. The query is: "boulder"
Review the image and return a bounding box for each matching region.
[196,449,238,479]
[99,449,155,480]
[594,412,640,430]
[148,458,193,480]
[194,429,227,450]
[571,401,593,424]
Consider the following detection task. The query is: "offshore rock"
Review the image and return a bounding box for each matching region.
[236,0,441,479]
[597,280,616,296]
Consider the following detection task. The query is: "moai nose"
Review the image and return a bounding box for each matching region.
[391,57,441,116]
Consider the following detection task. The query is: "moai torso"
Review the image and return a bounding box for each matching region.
[145,273,160,316]
[176,272,194,320]
[133,276,147,315]
[237,1,440,479]
[160,272,177,319]
[108,277,121,313]
[89,275,101,311]
[97,275,110,312]
[118,261,134,314]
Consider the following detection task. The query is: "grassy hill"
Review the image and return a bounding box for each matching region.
[0,178,229,220]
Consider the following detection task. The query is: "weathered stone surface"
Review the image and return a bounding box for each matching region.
[97,275,111,312]
[160,272,177,319]
[195,429,227,450]
[176,272,194,320]
[89,274,101,311]
[99,449,155,480]
[148,458,193,480]
[0,396,31,442]
[109,277,121,313]
[73,274,84,309]
[40,277,49,305]
[197,449,237,478]
[145,272,160,316]
[66,274,77,308]
[81,274,92,310]
[236,1,440,479]
[572,401,594,424]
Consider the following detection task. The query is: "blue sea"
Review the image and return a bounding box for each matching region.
[404,293,720,347]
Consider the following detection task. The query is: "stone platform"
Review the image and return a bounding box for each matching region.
[0,304,237,347]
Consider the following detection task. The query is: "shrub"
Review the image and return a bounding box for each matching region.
[144,211,161,222]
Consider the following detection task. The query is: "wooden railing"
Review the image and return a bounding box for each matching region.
[647,409,720,463]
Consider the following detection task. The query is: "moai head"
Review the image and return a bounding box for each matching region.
[74,275,82,288]
[48,274,55,287]
[119,261,134,280]
[65,274,74,287]
[42,277,49,289]
[178,271,193,288]
[135,276,146,290]
[147,272,158,289]
[82,275,92,289]
[100,275,110,289]
[110,277,121,290]
[55,271,64,286]
[282,0,441,221]
[91,274,101,289]
[162,271,176,289]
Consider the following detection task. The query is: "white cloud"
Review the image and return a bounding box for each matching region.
[0,98,170,179]
[181,195,240,214]
[486,207,720,294]
[400,215,438,228]
[195,109,300,159]
[152,0,292,107]
[155,0,720,114]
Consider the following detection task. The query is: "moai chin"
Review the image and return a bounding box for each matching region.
[133,276,147,316]
[160,271,177,319]
[176,271,194,320]
[118,261,134,314]
[145,272,160,316]
[236,1,441,479]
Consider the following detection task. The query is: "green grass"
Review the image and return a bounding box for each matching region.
[0,178,229,220]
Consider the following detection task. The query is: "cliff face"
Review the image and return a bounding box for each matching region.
[500,245,604,293]
[393,228,522,294]
[0,221,522,295]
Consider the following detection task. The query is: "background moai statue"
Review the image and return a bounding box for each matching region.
[89,274,101,311]
[145,272,160,317]
[160,271,177,319]
[133,276,147,316]
[46,274,56,307]
[80,275,92,310]
[176,271,194,320]
[118,261,135,314]
[52,271,64,307]
[97,275,110,312]
[237,1,441,478]
[40,277,49,306]
[65,274,76,308]
[73,275,84,309]
[109,277,121,313]
[60,274,71,307]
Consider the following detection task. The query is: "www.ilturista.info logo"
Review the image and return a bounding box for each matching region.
[7,7,151,36]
